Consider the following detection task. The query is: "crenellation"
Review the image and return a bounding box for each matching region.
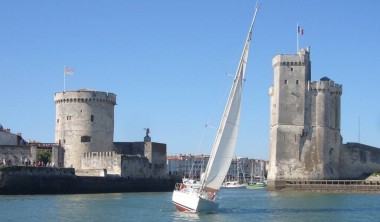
[54,90,117,105]
[309,80,342,93]
[272,49,310,68]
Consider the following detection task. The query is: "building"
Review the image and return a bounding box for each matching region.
[167,154,209,178]
[54,89,116,169]
[1,89,169,180]
[240,158,268,182]
[0,124,25,146]
[54,89,168,178]
[268,48,380,189]
[167,154,267,182]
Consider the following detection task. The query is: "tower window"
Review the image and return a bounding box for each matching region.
[284,80,288,84]
[57,119,59,123]
[290,68,293,71]
[91,115,94,122]
[67,116,71,120]
[81,136,91,143]
[296,80,299,84]
[329,148,334,156]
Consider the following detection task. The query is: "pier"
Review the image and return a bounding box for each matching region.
[274,179,380,193]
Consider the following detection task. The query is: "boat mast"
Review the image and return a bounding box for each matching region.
[200,3,260,193]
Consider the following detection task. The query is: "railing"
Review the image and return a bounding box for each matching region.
[284,180,380,192]
[28,143,59,148]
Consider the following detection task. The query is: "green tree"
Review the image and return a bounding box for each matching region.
[37,149,51,164]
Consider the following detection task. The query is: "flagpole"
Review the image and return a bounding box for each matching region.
[296,22,299,52]
[358,116,361,143]
[64,66,66,92]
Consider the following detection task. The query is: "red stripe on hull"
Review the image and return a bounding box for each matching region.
[173,201,195,212]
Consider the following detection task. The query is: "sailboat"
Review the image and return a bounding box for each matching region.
[172,4,260,213]
[222,158,247,188]
[246,160,267,189]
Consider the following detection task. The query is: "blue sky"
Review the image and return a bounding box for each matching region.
[1,0,379,159]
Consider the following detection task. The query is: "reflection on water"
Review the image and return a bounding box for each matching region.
[1,190,380,222]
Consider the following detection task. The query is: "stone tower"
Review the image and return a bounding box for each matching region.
[268,48,342,189]
[54,89,116,169]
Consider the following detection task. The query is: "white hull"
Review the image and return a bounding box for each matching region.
[222,180,246,189]
[172,189,219,213]
[222,184,246,189]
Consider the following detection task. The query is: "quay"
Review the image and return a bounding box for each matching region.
[0,166,180,195]
[273,179,380,193]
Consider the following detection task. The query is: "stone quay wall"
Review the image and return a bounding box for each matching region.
[0,166,180,194]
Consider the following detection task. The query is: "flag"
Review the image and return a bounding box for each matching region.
[298,26,304,35]
[64,66,74,75]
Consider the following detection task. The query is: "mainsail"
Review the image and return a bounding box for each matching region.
[172,4,260,213]
[201,6,259,192]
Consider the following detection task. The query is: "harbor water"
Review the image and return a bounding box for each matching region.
[1,188,379,222]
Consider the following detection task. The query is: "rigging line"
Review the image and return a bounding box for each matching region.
[189,123,210,179]
[194,71,231,159]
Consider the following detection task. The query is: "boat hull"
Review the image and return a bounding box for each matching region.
[246,182,267,189]
[172,189,219,213]
[222,184,246,189]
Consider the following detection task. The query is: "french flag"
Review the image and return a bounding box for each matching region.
[298,26,304,35]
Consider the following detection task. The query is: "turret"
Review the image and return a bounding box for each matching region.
[54,89,116,169]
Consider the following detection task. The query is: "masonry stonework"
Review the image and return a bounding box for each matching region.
[54,89,116,169]
[268,48,380,190]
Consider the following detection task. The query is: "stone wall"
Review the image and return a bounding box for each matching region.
[0,166,181,194]
[120,155,152,178]
[81,151,121,175]
[114,141,168,178]
[81,151,154,178]
[339,143,380,179]
[51,146,64,167]
[0,166,75,176]
[75,169,106,177]
[0,145,34,165]
[0,131,18,145]
[113,142,144,156]
[144,142,167,177]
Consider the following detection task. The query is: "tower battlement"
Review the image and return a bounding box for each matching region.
[309,79,342,94]
[54,89,116,105]
[83,151,116,158]
[272,48,310,68]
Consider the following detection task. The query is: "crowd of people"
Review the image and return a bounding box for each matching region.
[0,158,55,167]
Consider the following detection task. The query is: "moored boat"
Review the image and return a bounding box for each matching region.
[246,181,267,189]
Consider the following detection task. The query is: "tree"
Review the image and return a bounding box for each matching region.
[37,149,51,164]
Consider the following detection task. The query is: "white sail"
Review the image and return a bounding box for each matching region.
[201,28,252,192]
[172,4,259,213]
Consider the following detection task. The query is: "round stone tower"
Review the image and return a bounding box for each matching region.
[54,89,116,169]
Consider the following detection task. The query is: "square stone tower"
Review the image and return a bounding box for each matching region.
[268,48,343,189]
